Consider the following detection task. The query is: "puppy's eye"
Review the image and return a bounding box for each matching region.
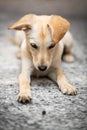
[48,44,55,49]
[30,43,38,49]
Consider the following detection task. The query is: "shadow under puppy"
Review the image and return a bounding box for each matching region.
[8,14,77,104]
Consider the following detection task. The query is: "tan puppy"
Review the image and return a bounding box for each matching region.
[8,14,77,104]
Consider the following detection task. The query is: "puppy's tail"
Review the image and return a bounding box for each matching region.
[8,37,20,46]
[8,31,25,47]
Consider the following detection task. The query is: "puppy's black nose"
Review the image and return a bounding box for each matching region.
[38,66,47,71]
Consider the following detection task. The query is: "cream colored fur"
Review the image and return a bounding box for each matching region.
[8,14,77,104]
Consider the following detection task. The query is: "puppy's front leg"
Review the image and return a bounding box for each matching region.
[18,57,33,104]
[57,69,77,95]
[48,68,77,95]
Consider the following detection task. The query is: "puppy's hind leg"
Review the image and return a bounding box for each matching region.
[62,32,75,62]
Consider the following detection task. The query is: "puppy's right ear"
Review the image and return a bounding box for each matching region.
[8,14,33,31]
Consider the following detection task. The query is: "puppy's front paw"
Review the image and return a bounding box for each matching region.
[18,92,32,104]
[59,83,77,95]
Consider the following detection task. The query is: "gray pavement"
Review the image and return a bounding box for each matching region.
[0,0,87,130]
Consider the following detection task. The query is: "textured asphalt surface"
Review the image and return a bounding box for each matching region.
[0,1,87,129]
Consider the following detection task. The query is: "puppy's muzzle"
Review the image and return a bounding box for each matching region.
[38,66,47,71]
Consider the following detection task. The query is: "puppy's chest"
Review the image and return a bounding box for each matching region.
[32,67,57,78]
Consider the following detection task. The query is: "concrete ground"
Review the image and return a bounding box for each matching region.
[0,1,87,130]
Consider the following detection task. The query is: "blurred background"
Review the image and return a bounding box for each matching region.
[0,0,87,23]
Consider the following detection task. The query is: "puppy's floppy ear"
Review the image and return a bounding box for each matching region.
[8,14,33,31]
[48,15,70,43]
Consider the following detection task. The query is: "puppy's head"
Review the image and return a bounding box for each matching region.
[8,14,70,71]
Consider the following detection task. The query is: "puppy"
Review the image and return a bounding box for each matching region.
[8,14,77,104]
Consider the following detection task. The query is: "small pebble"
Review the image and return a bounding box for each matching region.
[42,110,46,115]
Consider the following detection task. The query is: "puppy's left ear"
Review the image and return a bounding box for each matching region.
[8,14,33,31]
[48,15,70,43]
